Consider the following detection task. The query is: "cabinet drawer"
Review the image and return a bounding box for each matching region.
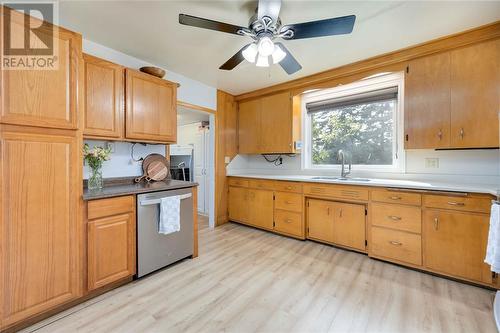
[228,177,249,187]
[88,195,135,220]
[274,210,303,237]
[423,194,490,214]
[371,189,421,206]
[248,179,275,190]
[274,181,303,193]
[303,183,369,201]
[371,227,422,266]
[275,192,303,213]
[371,203,421,234]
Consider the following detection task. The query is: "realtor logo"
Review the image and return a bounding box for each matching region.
[1,1,59,70]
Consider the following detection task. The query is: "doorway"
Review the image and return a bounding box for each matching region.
[172,103,216,228]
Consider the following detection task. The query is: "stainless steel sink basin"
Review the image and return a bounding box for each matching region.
[311,176,371,182]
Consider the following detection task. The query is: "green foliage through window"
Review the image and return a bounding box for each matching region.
[311,99,395,165]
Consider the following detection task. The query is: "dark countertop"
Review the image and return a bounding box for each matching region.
[83,177,198,200]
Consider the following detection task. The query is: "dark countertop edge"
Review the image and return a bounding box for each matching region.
[83,181,198,201]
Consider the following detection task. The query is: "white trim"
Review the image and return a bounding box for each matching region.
[301,72,405,173]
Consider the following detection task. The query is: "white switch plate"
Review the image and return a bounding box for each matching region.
[105,141,115,153]
[425,158,439,168]
[224,156,231,164]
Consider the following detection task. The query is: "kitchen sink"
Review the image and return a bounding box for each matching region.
[311,176,371,182]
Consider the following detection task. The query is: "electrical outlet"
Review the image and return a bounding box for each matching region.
[425,158,439,168]
[224,156,231,164]
[105,141,115,153]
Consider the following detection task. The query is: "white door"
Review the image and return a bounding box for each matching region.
[203,129,210,215]
[193,127,205,214]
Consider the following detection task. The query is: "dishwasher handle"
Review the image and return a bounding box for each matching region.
[140,193,192,206]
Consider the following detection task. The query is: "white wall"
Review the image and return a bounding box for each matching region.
[83,39,217,110]
[83,140,165,179]
[227,149,500,185]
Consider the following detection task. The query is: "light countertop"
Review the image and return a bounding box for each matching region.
[228,174,499,196]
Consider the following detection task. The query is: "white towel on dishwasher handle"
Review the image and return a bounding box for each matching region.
[485,202,500,273]
[158,195,181,235]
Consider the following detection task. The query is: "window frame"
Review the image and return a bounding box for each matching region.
[301,72,405,173]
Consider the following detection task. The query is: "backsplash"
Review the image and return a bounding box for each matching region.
[227,149,500,185]
[83,140,166,179]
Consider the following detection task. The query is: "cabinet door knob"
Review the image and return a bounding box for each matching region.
[434,217,439,230]
[437,129,443,140]
[459,128,464,139]
[339,209,343,218]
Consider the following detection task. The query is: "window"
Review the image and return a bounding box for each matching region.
[302,73,404,171]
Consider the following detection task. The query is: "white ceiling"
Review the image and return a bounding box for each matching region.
[59,1,500,95]
[177,105,210,126]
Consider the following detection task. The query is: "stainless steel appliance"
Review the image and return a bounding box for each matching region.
[137,188,194,277]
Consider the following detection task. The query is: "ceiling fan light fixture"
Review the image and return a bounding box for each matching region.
[242,43,258,63]
[257,36,274,57]
[256,54,269,67]
[271,44,286,64]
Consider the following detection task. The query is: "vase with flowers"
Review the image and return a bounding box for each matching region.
[83,144,112,190]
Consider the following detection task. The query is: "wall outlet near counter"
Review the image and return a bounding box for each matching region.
[425,157,439,168]
[105,141,115,153]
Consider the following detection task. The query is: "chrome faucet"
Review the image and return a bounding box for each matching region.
[338,149,351,179]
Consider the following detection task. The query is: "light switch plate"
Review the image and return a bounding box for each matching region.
[425,158,439,168]
[105,141,115,153]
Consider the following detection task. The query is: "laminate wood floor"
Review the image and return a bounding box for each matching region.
[23,216,496,333]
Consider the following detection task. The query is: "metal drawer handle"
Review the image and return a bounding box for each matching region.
[389,240,402,246]
[285,200,293,204]
[447,201,465,206]
[285,219,293,223]
[311,188,324,193]
[434,217,439,230]
[286,186,293,190]
[389,196,402,200]
[388,215,402,221]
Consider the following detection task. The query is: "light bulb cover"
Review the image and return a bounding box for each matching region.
[271,44,286,64]
[256,54,269,67]
[257,37,274,57]
[242,43,258,63]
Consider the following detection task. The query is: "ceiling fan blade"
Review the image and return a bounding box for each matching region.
[219,45,249,70]
[280,15,356,40]
[257,0,282,21]
[179,14,248,35]
[275,43,302,75]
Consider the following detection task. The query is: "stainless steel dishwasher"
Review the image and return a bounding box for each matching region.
[137,187,194,278]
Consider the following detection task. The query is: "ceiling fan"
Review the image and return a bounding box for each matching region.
[179,0,356,75]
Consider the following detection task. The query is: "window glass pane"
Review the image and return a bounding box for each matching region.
[311,99,396,166]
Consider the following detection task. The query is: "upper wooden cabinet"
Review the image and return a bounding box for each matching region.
[125,69,177,143]
[405,39,499,149]
[238,92,301,154]
[83,54,124,139]
[450,40,499,148]
[405,52,451,149]
[0,126,81,328]
[0,7,81,130]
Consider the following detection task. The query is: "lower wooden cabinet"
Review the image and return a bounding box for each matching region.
[248,189,274,230]
[0,126,81,328]
[307,199,366,251]
[228,186,249,223]
[87,196,136,291]
[423,209,491,284]
[371,227,422,266]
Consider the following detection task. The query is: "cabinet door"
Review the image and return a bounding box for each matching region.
[332,202,366,251]
[0,8,81,129]
[125,69,177,143]
[450,40,499,148]
[307,199,334,243]
[83,54,123,139]
[248,189,274,230]
[260,92,293,153]
[228,186,248,222]
[88,213,135,290]
[0,127,80,327]
[423,210,491,283]
[238,99,261,154]
[405,52,451,149]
